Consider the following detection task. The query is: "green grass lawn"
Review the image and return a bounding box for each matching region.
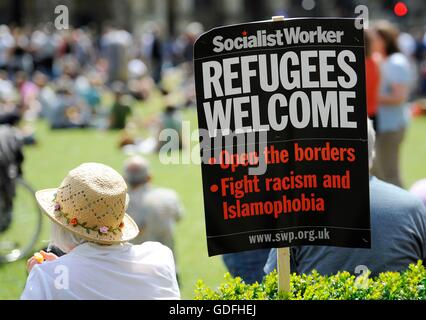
[1,102,426,299]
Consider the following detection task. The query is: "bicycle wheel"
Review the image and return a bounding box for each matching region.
[0,178,42,263]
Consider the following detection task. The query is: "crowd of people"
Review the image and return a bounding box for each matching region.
[0,18,426,299]
[0,22,199,144]
[0,21,199,299]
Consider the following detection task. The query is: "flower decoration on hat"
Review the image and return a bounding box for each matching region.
[99,226,109,234]
[54,206,122,236]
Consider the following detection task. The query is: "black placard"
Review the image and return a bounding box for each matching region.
[194,18,371,256]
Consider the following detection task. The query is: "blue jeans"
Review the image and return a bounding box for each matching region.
[222,249,270,284]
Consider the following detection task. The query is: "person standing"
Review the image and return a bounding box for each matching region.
[0,125,23,232]
[100,26,132,84]
[365,29,380,130]
[371,21,412,187]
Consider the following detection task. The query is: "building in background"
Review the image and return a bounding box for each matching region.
[0,0,424,36]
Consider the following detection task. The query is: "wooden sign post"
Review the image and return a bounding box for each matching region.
[271,15,291,296]
[277,247,291,293]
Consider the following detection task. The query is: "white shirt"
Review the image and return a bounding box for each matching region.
[21,242,180,300]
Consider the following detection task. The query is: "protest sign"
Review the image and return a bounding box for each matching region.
[194,18,370,256]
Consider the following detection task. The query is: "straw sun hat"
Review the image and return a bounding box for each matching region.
[35,163,139,244]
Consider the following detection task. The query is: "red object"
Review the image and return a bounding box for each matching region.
[210,184,219,192]
[394,2,408,16]
[242,31,248,37]
[365,57,380,117]
[70,218,78,226]
[411,103,426,117]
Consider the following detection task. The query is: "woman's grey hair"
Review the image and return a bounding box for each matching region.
[50,223,87,253]
[123,156,150,187]
[367,118,376,170]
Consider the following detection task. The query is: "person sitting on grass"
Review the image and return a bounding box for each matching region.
[21,162,180,300]
[264,119,426,277]
[109,81,132,130]
[156,104,183,152]
[123,155,183,252]
[49,80,91,129]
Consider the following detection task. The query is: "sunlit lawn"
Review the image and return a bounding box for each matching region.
[0,98,426,299]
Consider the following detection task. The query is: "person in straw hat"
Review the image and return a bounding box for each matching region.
[21,162,180,300]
